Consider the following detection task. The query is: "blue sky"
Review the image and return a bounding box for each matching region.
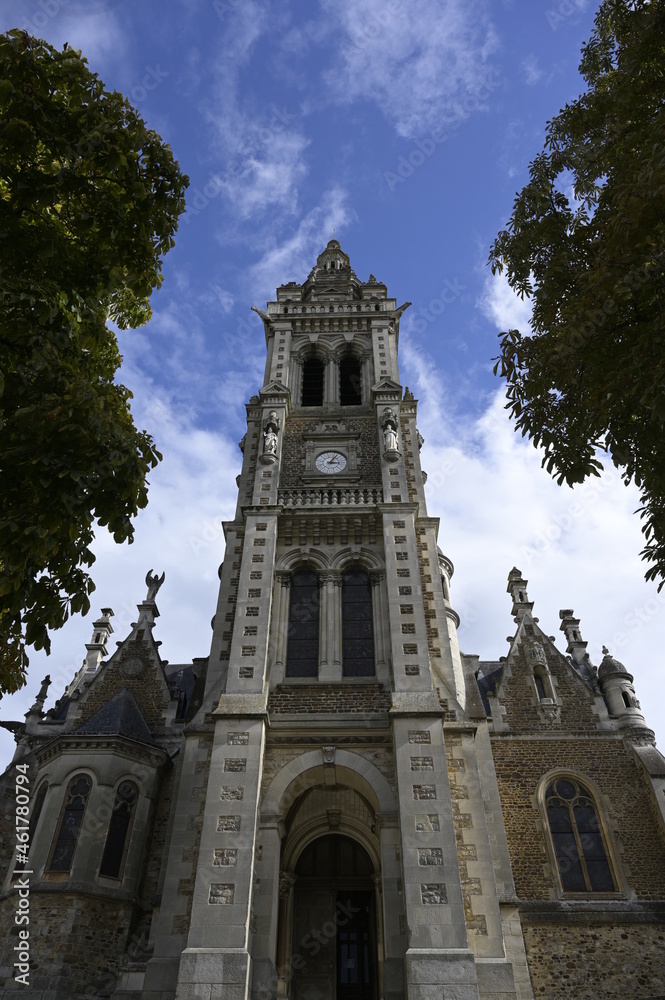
[2,0,664,765]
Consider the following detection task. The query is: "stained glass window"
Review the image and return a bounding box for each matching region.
[342,570,375,677]
[99,781,139,879]
[48,774,91,873]
[545,776,617,892]
[286,571,320,677]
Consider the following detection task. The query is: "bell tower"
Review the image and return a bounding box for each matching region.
[158,242,522,1000]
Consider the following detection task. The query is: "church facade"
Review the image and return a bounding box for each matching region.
[1,242,665,1000]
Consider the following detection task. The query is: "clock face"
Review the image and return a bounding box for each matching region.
[315,451,347,474]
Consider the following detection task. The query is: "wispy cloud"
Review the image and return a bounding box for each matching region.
[521,54,543,86]
[202,1,310,220]
[478,269,532,332]
[321,0,499,138]
[246,186,353,300]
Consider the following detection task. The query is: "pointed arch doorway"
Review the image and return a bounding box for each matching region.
[289,835,378,1000]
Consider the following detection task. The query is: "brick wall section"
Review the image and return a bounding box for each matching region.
[0,892,133,994]
[268,683,392,716]
[491,735,665,900]
[497,624,600,732]
[279,415,382,487]
[522,921,665,999]
[74,637,170,732]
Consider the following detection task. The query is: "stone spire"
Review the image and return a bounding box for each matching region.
[507,568,534,623]
[559,608,589,665]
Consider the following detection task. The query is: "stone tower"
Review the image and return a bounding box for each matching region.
[2,242,664,1000]
[156,240,523,1000]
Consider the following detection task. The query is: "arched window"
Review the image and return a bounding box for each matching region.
[302,358,324,406]
[99,780,139,879]
[28,781,48,847]
[534,673,548,701]
[47,774,92,873]
[342,570,375,677]
[545,776,617,893]
[340,355,362,406]
[286,570,320,677]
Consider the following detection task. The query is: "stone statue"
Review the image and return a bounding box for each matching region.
[264,428,278,455]
[145,569,165,602]
[383,423,398,452]
[380,407,399,454]
[261,410,281,463]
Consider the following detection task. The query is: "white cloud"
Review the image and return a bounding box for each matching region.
[0,372,241,770]
[478,269,532,332]
[398,346,665,754]
[214,131,310,220]
[198,1,310,220]
[521,54,543,86]
[246,186,353,300]
[321,0,499,138]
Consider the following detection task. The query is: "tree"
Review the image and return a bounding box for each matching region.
[488,0,665,586]
[0,31,189,692]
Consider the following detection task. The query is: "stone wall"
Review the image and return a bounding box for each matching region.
[268,683,392,717]
[492,735,665,900]
[496,623,599,733]
[0,891,133,997]
[73,635,170,733]
[522,919,665,999]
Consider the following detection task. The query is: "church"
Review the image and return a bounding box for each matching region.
[1,242,665,1000]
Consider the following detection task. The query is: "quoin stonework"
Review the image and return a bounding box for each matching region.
[1,242,665,1000]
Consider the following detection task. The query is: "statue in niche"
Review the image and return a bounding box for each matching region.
[527,640,547,666]
[260,410,281,464]
[380,407,400,460]
[384,425,398,451]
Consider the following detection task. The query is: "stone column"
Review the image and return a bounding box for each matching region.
[271,573,291,685]
[370,570,388,680]
[320,572,341,682]
[361,351,373,402]
[379,815,406,1000]
[327,356,339,405]
[392,711,480,999]
[276,871,297,997]
[251,815,285,1000]
[175,712,267,1000]
[290,357,303,405]
[331,572,343,677]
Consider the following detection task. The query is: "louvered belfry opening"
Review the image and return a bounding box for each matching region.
[302,357,324,406]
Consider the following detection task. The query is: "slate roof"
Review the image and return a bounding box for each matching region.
[75,688,154,743]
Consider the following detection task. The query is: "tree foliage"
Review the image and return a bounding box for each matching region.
[0,31,188,692]
[489,1,665,585]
